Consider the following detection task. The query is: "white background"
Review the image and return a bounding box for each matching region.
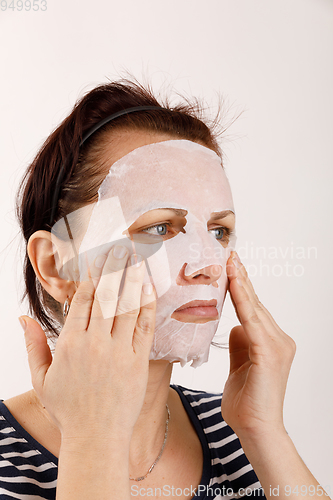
[0,0,332,488]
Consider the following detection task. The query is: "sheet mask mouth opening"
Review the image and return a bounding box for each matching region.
[174,299,218,312]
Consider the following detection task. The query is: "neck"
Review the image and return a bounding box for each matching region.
[128,360,173,476]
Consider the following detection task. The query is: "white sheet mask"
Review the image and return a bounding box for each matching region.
[51,140,236,367]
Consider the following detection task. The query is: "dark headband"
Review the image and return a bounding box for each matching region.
[49,105,165,226]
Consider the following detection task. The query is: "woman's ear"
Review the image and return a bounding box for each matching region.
[27,230,77,303]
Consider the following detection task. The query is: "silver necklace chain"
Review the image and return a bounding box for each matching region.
[129,404,170,482]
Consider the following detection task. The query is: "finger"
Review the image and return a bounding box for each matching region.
[228,325,251,374]
[89,245,129,334]
[227,262,268,344]
[22,316,52,395]
[111,254,146,343]
[64,279,96,332]
[227,252,261,307]
[227,254,296,362]
[132,283,157,356]
[227,252,285,334]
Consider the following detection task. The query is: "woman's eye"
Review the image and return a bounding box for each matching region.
[209,226,233,242]
[210,227,225,240]
[142,223,170,236]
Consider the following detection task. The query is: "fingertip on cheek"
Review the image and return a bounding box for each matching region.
[227,252,235,263]
[226,257,240,275]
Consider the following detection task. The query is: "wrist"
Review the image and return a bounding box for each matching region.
[60,430,132,456]
[235,429,324,500]
[236,424,292,467]
[57,434,131,500]
[236,423,288,449]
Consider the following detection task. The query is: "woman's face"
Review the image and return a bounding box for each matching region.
[53,129,236,366]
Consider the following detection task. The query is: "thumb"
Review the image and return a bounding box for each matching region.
[20,316,52,395]
[229,325,250,374]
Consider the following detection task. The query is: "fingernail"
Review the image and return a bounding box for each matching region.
[143,283,153,295]
[130,254,143,267]
[236,277,243,286]
[18,317,26,332]
[113,245,128,259]
[94,254,107,268]
[233,252,242,268]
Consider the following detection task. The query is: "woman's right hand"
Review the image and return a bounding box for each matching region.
[21,246,156,442]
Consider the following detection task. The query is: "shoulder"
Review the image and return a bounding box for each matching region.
[171,385,235,448]
[0,393,58,463]
[172,385,232,452]
[171,385,265,497]
[171,384,223,427]
[0,395,58,499]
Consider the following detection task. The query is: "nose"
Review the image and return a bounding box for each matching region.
[176,263,222,288]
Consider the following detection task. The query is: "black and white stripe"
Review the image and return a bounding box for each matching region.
[1,389,266,499]
[0,409,58,499]
[172,385,265,499]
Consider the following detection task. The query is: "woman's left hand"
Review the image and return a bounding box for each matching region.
[221,251,296,442]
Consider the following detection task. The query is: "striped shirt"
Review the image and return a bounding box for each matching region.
[171,385,265,498]
[0,386,265,499]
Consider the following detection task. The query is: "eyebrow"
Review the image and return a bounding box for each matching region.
[209,210,235,220]
[154,208,235,220]
[155,208,188,217]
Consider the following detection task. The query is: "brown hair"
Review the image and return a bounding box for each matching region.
[16,79,223,338]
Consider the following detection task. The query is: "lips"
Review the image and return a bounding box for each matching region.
[174,299,217,312]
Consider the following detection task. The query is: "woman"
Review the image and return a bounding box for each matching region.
[0,80,328,500]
